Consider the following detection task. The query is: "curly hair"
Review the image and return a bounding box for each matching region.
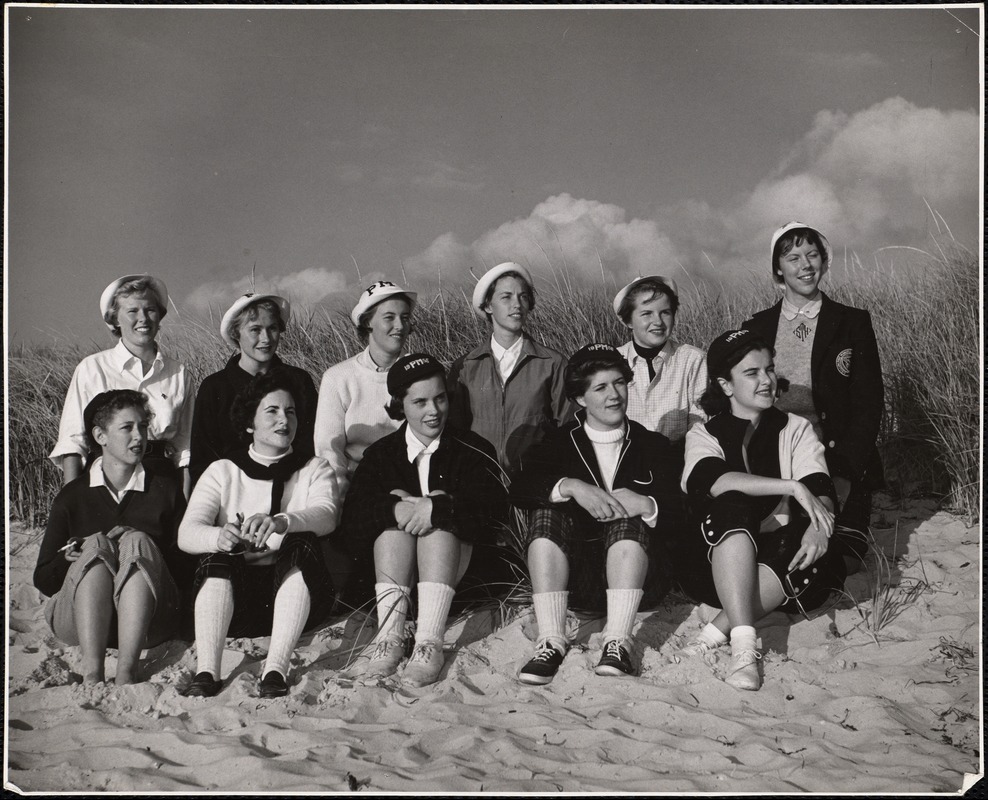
[698,338,774,417]
[564,354,634,401]
[84,390,151,454]
[230,371,304,443]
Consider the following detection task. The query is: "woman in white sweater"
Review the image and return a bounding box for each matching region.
[179,372,339,699]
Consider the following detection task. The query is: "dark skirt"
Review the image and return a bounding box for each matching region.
[192,531,336,638]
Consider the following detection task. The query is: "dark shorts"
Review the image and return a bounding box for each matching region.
[45,530,180,648]
[677,492,846,616]
[191,531,336,638]
[527,506,671,612]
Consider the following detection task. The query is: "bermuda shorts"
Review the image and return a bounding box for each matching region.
[45,530,180,648]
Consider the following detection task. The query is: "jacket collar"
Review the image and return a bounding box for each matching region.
[568,410,632,488]
[466,333,549,362]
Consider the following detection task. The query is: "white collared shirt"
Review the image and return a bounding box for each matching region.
[89,457,146,503]
[405,425,441,495]
[51,340,194,468]
[781,296,823,321]
[490,335,524,383]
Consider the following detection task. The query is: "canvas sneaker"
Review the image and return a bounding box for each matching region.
[518,640,566,685]
[678,635,724,659]
[401,642,446,687]
[353,638,406,679]
[595,639,635,677]
[725,648,762,691]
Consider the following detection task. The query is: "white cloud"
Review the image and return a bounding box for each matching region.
[183,267,349,317]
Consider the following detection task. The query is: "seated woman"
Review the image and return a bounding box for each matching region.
[742,222,884,571]
[178,372,339,699]
[510,344,682,685]
[342,354,506,688]
[678,329,845,691]
[189,292,318,486]
[34,390,185,685]
[50,275,194,494]
[613,275,706,454]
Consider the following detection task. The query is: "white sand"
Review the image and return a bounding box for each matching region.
[5,494,982,793]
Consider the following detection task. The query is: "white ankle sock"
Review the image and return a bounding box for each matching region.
[414,582,456,645]
[730,625,757,653]
[602,588,644,644]
[375,582,411,642]
[532,591,569,651]
[697,622,729,647]
[195,577,234,678]
[263,568,311,679]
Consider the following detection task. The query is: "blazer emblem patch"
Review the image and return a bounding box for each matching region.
[836,348,852,377]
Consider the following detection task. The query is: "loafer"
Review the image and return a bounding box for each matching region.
[257,670,289,698]
[595,639,635,677]
[181,671,222,698]
[401,642,445,688]
[518,640,566,685]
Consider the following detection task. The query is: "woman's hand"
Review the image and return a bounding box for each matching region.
[790,482,835,537]
[216,522,245,553]
[106,525,137,540]
[60,538,83,561]
[562,479,629,521]
[241,514,287,551]
[399,497,434,537]
[609,488,651,520]
[788,524,830,571]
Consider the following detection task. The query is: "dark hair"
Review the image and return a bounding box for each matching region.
[356,293,415,345]
[772,228,827,284]
[231,371,303,443]
[482,271,535,323]
[564,355,634,401]
[84,390,151,454]
[616,278,679,324]
[698,340,774,417]
[108,278,167,338]
[385,371,448,421]
[228,299,286,346]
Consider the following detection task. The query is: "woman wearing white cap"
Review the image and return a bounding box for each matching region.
[612,276,707,455]
[189,293,318,487]
[742,222,884,572]
[448,262,572,475]
[50,275,194,492]
[313,280,417,498]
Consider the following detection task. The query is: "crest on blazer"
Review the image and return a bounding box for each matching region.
[836,348,852,377]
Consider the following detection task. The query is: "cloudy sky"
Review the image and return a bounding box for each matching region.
[5,5,982,346]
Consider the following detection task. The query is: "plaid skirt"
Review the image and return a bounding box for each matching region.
[192,531,336,638]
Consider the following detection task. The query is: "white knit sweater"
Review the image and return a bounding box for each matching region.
[313,348,400,499]
[178,453,339,563]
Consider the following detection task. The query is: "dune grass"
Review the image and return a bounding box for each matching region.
[5,244,980,527]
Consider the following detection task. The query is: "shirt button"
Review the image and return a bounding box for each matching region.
[828,441,836,448]
[803,578,810,584]
[820,412,827,420]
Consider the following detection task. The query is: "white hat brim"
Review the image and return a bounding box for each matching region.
[350,282,418,326]
[100,274,169,329]
[612,275,679,318]
[769,221,833,270]
[471,262,534,316]
[220,294,292,349]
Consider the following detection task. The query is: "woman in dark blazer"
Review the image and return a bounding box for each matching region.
[743,221,884,570]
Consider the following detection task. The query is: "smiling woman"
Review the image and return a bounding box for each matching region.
[49,275,194,492]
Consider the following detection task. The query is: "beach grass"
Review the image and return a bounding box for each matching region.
[6,243,980,527]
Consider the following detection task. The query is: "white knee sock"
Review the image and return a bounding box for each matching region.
[195,577,234,679]
[730,625,758,654]
[532,591,569,651]
[602,588,644,645]
[263,568,311,679]
[414,582,456,645]
[374,582,411,642]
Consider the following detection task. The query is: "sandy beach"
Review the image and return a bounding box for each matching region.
[5,493,981,794]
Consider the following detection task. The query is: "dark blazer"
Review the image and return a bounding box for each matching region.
[509,415,683,528]
[342,424,507,551]
[743,293,884,487]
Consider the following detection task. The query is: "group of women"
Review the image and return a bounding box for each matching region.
[35,221,884,696]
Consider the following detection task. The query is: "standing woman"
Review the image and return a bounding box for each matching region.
[314,280,417,498]
[178,372,339,699]
[743,222,884,570]
[342,354,506,687]
[678,329,844,691]
[613,276,706,456]
[189,292,318,487]
[448,262,572,476]
[51,275,194,494]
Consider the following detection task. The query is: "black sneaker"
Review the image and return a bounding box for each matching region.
[257,671,289,698]
[595,639,635,676]
[518,641,565,685]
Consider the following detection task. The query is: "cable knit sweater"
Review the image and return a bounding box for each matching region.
[178,450,339,565]
[314,348,399,499]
